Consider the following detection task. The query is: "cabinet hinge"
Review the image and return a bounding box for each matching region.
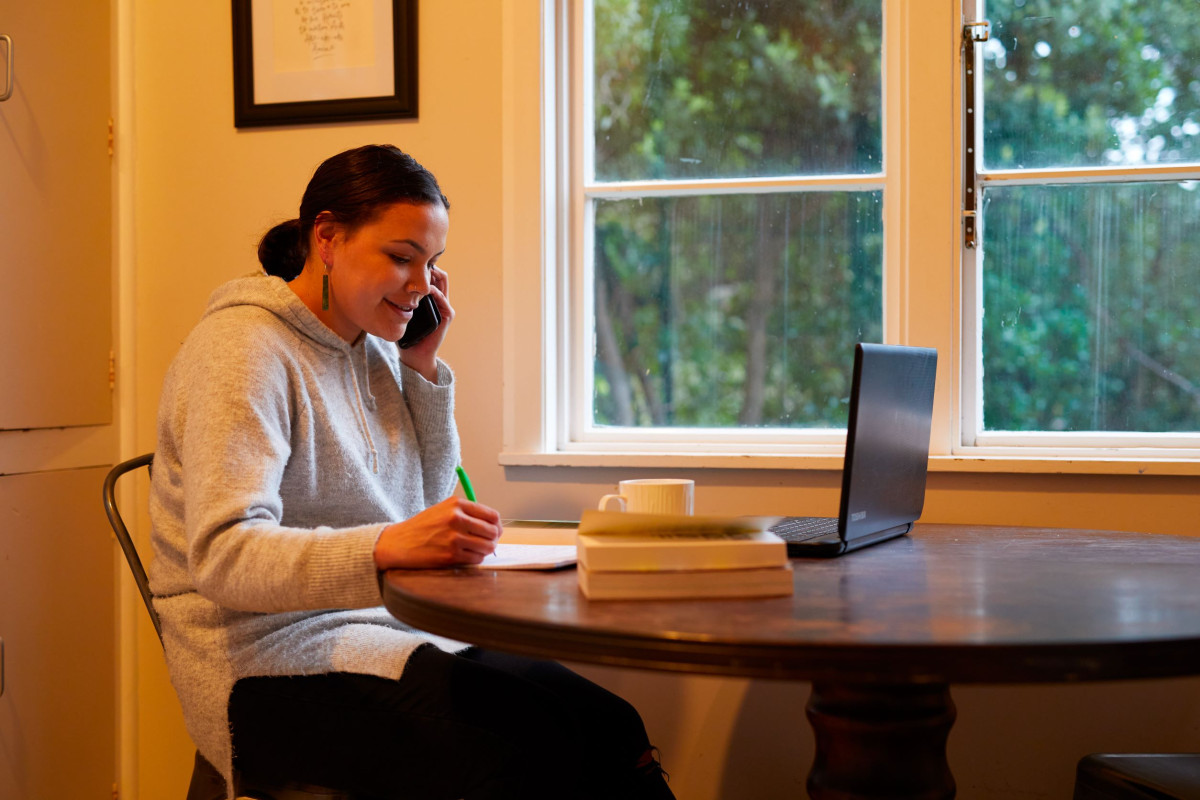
[108,118,114,158]
[112,782,119,800]
[109,349,116,391]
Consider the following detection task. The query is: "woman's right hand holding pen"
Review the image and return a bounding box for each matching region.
[374,496,502,569]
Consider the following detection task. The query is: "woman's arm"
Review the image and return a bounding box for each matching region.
[398,359,462,507]
[167,316,384,613]
[393,264,462,505]
[398,264,452,382]
[373,496,501,569]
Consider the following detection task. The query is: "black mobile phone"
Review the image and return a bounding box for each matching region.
[398,295,441,349]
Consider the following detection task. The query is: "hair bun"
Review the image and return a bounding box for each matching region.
[257,219,307,281]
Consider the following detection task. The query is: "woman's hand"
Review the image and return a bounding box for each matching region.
[399,265,454,382]
[374,495,502,570]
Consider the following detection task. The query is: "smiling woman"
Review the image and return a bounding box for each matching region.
[258,146,453,380]
[309,203,449,342]
[148,145,676,799]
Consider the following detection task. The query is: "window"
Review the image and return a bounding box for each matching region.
[575,0,885,446]
[966,0,1200,448]
[499,0,1200,468]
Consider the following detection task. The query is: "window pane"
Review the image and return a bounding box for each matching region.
[592,192,882,428]
[981,182,1200,433]
[592,0,883,182]
[982,0,1200,170]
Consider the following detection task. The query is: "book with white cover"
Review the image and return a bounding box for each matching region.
[578,530,787,572]
[578,564,794,600]
[578,509,780,538]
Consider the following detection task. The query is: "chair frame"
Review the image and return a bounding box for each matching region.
[103,452,161,641]
[1075,753,1200,800]
[103,453,352,800]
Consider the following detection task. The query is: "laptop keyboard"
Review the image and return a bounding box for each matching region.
[768,516,839,543]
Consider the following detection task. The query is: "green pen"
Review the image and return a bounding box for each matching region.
[456,464,494,560]
[455,465,477,502]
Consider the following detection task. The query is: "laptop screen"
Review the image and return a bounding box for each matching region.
[838,343,938,541]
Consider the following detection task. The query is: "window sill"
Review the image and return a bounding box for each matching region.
[498,449,1200,476]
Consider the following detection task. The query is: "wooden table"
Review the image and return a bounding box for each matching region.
[382,524,1200,799]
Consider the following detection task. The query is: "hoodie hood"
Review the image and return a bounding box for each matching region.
[202,272,352,354]
[203,272,382,471]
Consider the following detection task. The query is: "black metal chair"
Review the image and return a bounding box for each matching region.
[103,453,353,800]
[1074,754,1200,800]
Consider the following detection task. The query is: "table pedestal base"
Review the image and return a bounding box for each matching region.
[805,682,956,800]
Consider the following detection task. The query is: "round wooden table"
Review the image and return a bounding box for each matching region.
[383,524,1200,799]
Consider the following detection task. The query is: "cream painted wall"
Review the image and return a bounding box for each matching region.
[125,2,1200,799]
[128,1,504,796]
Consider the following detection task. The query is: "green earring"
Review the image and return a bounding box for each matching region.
[321,267,330,310]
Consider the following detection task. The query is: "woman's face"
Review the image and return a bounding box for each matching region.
[321,201,449,342]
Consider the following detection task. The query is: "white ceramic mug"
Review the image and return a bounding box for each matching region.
[598,479,695,515]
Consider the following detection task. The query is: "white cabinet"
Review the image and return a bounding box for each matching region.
[0,0,112,430]
[0,0,117,795]
[0,468,116,798]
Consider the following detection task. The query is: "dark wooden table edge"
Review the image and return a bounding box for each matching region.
[383,570,1200,685]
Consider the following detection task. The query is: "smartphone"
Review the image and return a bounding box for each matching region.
[398,295,441,349]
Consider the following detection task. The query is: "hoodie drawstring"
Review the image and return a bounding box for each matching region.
[347,349,380,474]
[361,346,378,409]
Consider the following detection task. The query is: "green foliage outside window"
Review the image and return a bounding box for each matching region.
[593,193,882,428]
[591,0,883,429]
[982,0,1200,432]
[588,0,1200,435]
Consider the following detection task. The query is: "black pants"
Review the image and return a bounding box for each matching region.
[229,646,675,800]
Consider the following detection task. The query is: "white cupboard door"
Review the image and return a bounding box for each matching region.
[0,467,116,799]
[0,0,112,430]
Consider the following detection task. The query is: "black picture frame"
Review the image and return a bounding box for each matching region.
[232,0,417,128]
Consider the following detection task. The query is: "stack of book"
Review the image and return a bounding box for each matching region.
[575,510,793,600]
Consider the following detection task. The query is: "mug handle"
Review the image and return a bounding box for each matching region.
[598,494,627,512]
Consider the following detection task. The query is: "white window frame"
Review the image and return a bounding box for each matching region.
[499,0,1200,474]
[960,0,1200,459]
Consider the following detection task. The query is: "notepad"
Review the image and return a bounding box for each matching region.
[469,543,578,571]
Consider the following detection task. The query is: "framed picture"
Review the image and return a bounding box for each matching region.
[232,0,417,128]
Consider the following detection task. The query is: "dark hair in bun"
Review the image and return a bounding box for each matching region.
[257,219,307,281]
[258,145,450,280]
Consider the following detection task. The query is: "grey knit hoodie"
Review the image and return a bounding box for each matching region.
[149,273,467,797]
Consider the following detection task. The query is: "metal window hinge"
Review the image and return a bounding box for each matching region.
[961,20,991,249]
[109,349,116,391]
[963,21,991,44]
[108,118,114,157]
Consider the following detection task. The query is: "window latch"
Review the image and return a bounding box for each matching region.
[961,20,990,249]
[964,21,991,44]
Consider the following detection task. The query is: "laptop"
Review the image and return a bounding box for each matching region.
[769,343,937,557]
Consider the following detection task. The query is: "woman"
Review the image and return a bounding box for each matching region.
[149,144,674,799]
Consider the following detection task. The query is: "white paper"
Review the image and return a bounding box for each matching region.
[469,543,578,571]
[252,0,395,105]
[272,0,376,72]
